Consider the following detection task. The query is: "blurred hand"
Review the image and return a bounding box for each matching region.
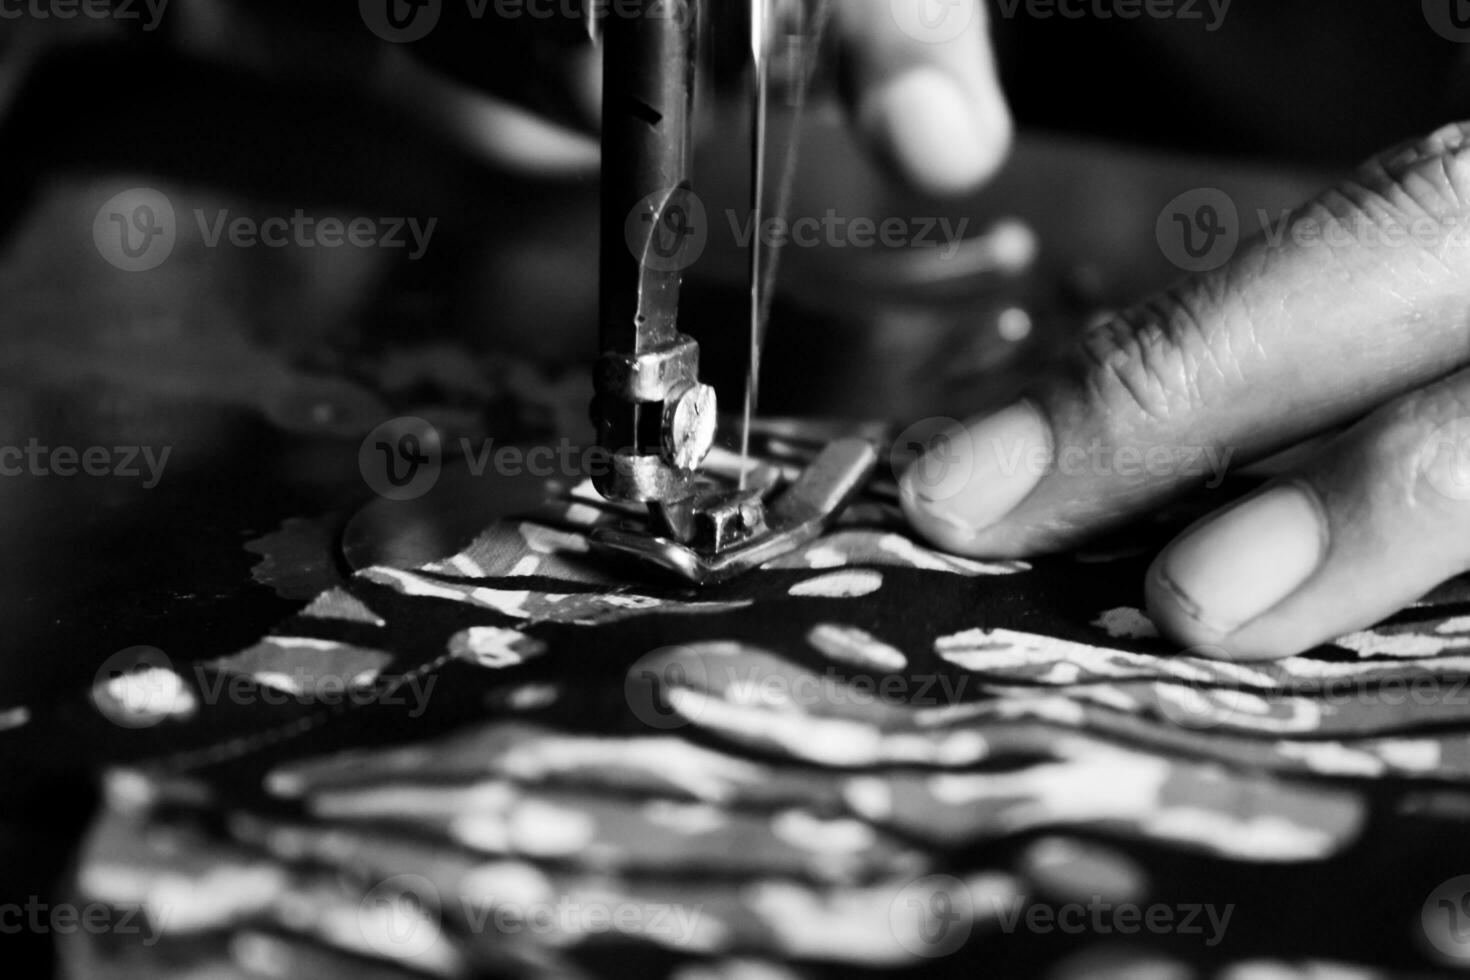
[386,0,1014,192]
[835,0,1011,195]
[902,122,1470,661]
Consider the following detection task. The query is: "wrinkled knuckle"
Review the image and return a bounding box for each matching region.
[1359,121,1470,225]
[1076,288,1239,436]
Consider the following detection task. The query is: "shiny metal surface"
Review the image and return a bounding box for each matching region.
[591,437,878,585]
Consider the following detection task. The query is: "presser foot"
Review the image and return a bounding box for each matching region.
[591,438,878,586]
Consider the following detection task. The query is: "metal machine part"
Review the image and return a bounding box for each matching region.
[592,438,878,586]
[593,0,871,583]
[593,0,715,527]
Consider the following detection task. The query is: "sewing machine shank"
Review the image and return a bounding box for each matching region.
[592,0,873,584]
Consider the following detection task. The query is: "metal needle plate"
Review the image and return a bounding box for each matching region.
[591,438,878,586]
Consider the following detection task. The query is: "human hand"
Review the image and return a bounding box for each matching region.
[901,123,1470,661]
[358,0,1013,191]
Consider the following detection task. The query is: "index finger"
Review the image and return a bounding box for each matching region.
[901,122,1470,557]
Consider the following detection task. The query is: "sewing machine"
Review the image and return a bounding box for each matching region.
[587,0,879,584]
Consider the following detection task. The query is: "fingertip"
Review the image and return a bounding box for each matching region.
[900,468,988,557]
[1145,552,1305,663]
[898,403,1051,559]
[1144,553,1231,654]
[859,66,1012,197]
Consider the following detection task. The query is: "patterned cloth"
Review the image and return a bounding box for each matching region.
[51,433,1470,979]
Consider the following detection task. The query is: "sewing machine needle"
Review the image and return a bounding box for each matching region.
[740,0,772,491]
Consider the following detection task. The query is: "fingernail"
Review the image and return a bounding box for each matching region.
[901,402,1051,541]
[862,67,1006,196]
[1155,484,1326,634]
